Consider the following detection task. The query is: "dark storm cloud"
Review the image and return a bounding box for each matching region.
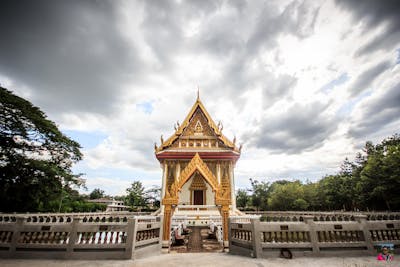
[0,0,141,114]
[349,60,391,96]
[250,102,337,154]
[140,1,184,69]
[231,1,319,95]
[349,81,400,138]
[247,1,320,55]
[262,74,297,108]
[335,0,400,57]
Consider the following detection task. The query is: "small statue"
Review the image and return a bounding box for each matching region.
[160,135,164,144]
[154,142,158,150]
[176,120,180,128]
[239,143,243,152]
[233,136,236,145]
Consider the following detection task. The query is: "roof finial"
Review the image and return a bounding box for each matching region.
[197,86,200,101]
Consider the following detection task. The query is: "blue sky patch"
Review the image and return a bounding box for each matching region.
[337,89,372,116]
[320,73,349,93]
[62,129,107,149]
[136,101,154,114]
[396,48,400,65]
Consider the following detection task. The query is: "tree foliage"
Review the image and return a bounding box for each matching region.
[126,181,147,209]
[236,188,250,209]
[238,134,400,211]
[0,87,83,212]
[89,188,105,199]
[144,185,161,208]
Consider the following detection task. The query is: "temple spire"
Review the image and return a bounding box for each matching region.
[197,86,200,101]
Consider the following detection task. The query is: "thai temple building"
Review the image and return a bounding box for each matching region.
[154,93,242,248]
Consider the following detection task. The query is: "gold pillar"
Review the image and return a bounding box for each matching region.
[162,196,178,247]
[221,205,230,242]
[162,205,172,242]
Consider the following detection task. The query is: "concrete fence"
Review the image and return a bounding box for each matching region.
[229,213,400,258]
[0,213,162,260]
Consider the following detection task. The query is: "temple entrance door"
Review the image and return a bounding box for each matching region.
[193,190,204,205]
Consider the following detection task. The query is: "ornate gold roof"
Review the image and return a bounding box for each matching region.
[155,94,240,153]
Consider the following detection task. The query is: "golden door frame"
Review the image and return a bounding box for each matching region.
[161,153,231,245]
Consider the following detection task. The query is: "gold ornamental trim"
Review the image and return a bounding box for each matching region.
[155,97,239,153]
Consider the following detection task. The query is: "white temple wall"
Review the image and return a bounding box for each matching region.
[205,182,215,205]
[178,176,192,205]
[177,175,216,205]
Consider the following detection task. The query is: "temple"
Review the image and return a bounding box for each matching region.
[155,93,242,248]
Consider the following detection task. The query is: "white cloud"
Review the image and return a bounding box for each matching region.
[1,0,399,194]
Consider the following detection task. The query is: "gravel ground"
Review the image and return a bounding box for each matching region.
[0,253,398,267]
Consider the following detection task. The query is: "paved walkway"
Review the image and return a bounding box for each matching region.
[0,253,398,267]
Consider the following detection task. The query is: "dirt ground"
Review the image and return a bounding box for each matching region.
[1,253,399,267]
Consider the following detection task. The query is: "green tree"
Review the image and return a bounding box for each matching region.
[357,135,400,210]
[89,188,105,199]
[236,188,250,209]
[0,87,83,212]
[145,185,161,208]
[318,174,355,211]
[126,181,147,209]
[249,179,270,211]
[268,181,308,211]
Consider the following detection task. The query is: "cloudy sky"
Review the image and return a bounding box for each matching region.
[1,0,399,196]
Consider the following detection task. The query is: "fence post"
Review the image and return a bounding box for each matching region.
[354,214,375,255]
[157,215,163,248]
[250,218,261,258]
[303,215,320,256]
[10,216,25,257]
[66,217,80,258]
[125,217,137,259]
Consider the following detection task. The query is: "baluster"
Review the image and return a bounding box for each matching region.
[317,231,321,242]
[48,231,55,244]
[90,232,96,244]
[79,232,84,244]
[0,231,5,242]
[298,231,303,242]
[103,232,108,244]
[97,232,102,244]
[110,232,114,244]
[115,231,120,243]
[60,232,66,244]
[43,232,49,243]
[1,232,6,242]
[33,232,39,243]
[88,232,93,244]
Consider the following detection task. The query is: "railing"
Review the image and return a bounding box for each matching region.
[229,214,400,258]
[0,214,161,260]
[175,205,219,212]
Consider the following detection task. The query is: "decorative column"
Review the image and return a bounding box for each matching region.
[221,205,230,248]
[217,162,221,184]
[162,204,175,248]
[229,162,237,211]
[176,162,181,184]
[161,163,168,213]
[162,194,178,249]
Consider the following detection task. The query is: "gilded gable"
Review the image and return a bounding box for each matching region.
[181,107,214,137]
[155,96,240,153]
